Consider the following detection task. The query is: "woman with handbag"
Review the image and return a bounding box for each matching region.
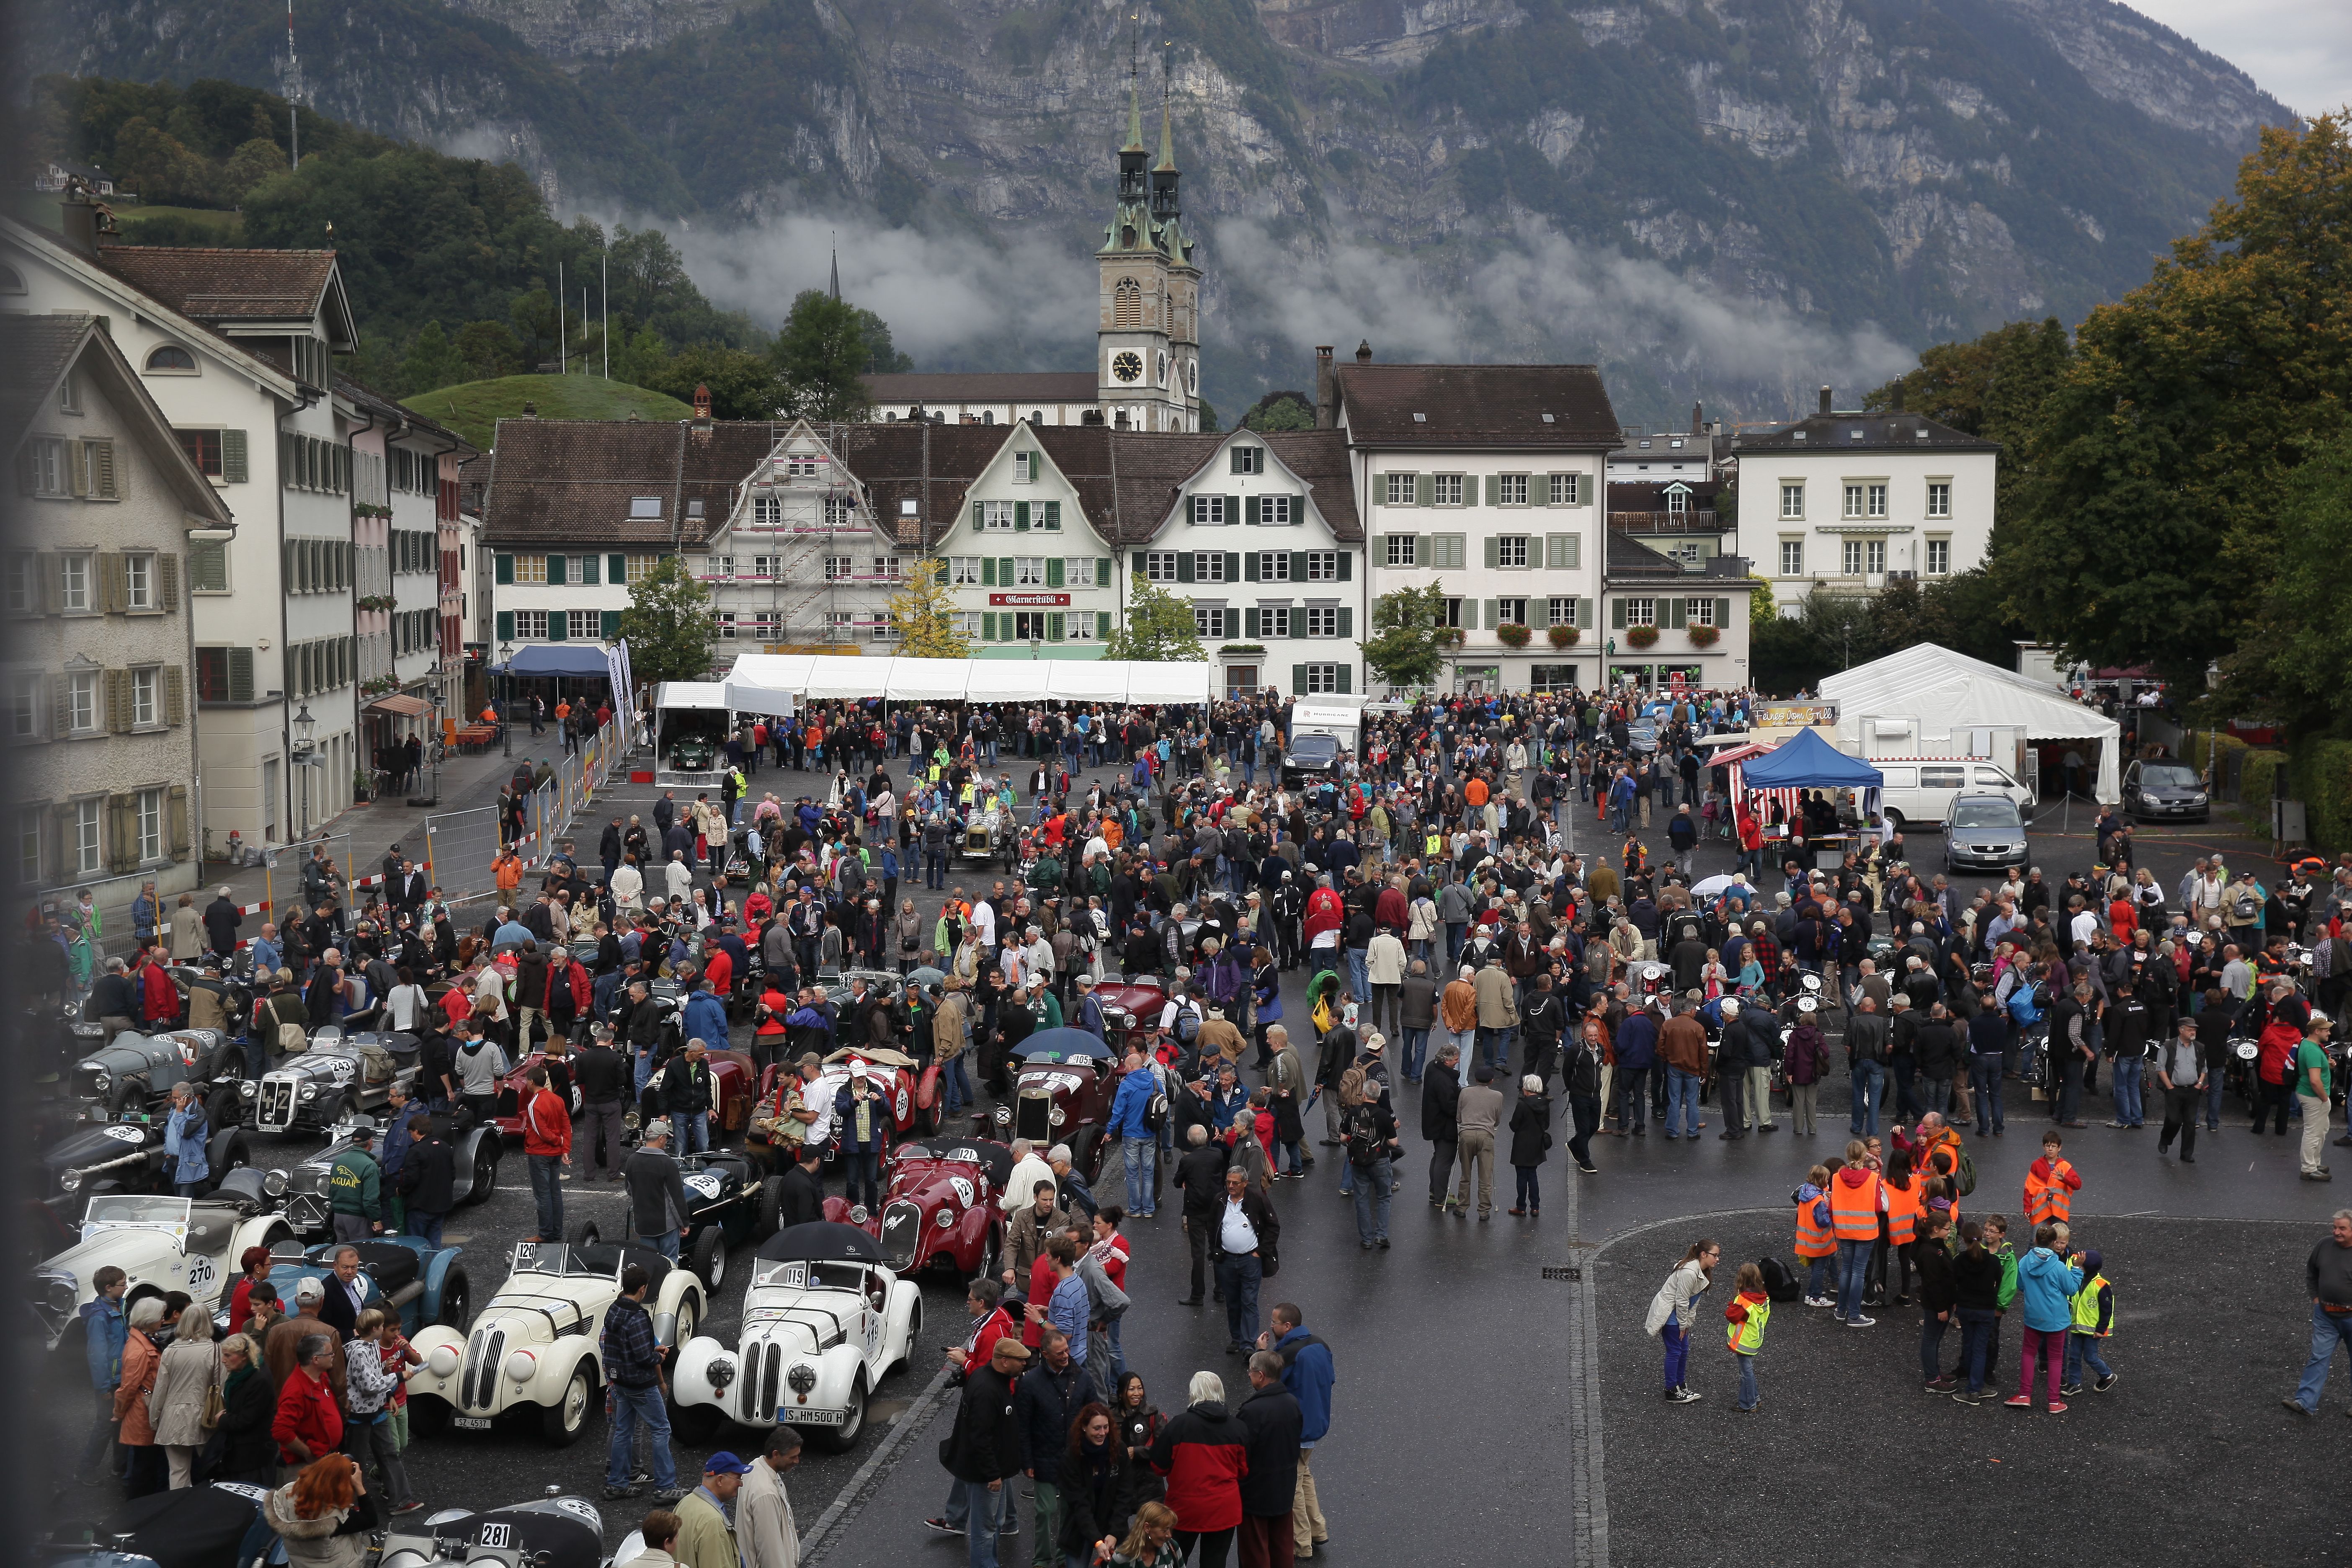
[150,1306,223,1488]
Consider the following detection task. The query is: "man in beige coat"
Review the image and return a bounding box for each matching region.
[736,1427,803,1568]
[1473,955,1519,1080]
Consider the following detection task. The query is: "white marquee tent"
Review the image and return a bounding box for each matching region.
[718,654,1212,708]
[1818,643,2122,802]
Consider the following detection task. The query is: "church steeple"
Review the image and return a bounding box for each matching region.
[1098,36,1203,433]
[1150,70,1181,225]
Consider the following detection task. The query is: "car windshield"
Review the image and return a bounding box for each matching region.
[1950,799,2023,830]
[510,1241,607,1279]
[2141,764,2198,790]
[1290,735,1339,757]
[83,1194,190,1229]
[752,1258,869,1292]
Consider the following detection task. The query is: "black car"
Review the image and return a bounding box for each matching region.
[570,1145,766,1293]
[2122,759,2209,822]
[36,1111,254,1221]
[1280,732,1345,789]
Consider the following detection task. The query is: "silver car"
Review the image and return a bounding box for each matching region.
[1942,793,2028,874]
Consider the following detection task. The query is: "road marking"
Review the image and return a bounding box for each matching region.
[1562,1138,1607,1568]
[802,1360,956,1566]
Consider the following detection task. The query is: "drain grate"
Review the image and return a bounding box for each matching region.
[1542,1265,1583,1282]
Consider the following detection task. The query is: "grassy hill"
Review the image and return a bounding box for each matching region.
[401,374,696,451]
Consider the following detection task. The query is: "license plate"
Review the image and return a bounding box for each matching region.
[452,1415,492,1430]
[785,1407,845,1426]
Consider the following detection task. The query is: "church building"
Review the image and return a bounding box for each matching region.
[861,84,1204,433]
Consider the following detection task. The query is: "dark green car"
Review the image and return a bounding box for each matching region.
[671,733,717,772]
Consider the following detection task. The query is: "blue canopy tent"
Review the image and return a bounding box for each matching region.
[491,645,615,678]
[1737,727,1886,827]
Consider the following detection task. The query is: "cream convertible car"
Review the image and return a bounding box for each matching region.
[406,1238,707,1445]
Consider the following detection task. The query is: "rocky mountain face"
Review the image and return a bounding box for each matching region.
[25,0,2293,417]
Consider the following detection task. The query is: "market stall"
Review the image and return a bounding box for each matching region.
[718,654,1214,706]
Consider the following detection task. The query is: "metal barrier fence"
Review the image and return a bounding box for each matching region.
[422,714,637,909]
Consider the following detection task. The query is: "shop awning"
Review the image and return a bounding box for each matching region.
[365,694,434,717]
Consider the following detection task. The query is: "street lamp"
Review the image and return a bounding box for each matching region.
[289,704,316,761]
[498,640,515,758]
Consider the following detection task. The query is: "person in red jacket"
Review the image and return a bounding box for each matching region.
[520,1063,572,1243]
[1148,1369,1251,1566]
[138,948,179,1028]
[1302,880,1344,952]
[272,1332,344,1473]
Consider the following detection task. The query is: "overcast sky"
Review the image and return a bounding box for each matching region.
[2127,0,2352,118]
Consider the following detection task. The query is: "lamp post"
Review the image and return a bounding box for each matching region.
[289,704,316,838]
[498,641,515,758]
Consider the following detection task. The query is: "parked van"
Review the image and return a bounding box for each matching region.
[1870,760,2032,830]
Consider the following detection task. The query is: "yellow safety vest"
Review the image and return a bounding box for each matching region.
[1726,1296,1771,1353]
[2069,1273,2110,1336]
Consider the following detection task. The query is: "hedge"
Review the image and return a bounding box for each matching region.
[2182,730,2352,854]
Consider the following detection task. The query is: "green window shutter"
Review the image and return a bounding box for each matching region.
[1014,501,1030,531]
[1565,534,1581,569]
[1292,663,1308,692]
[496,610,515,642]
[495,553,514,585]
[1245,552,1261,582]
[1337,552,1351,582]
[1370,477,1385,508]
[1046,557,1065,587]
[1545,534,1565,569]
[1484,475,1499,506]
[1229,494,1243,526]
[1483,535,1500,569]
[1097,557,1112,586]
[1246,495,1260,526]
[1042,501,1059,530]
[1580,597,1595,629]
[222,429,248,483]
[1666,598,1687,629]
[998,556,1014,586]
[972,500,985,530]
[982,558,997,586]
[580,554,600,585]
[1483,599,1499,629]
[1246,607,1261,638]
[1225,551,1240,582]
[547,553,566,585]
[609,553,627,582]
[1717,597,1732,628]
[547,611,567,641]
[983,611,998,641]
[1290,550,1307,582]
[603,609,622,639]
[1416,473,1434,507]
[1096,611,1111,639]
[1187,495,1201,525]
[1176,553,1195,584]
[1335,663,1351,695]
[1612,598,1627,629]
[1047,611,1065,641]
[227,646,254,703]
[1338,606,1353,638]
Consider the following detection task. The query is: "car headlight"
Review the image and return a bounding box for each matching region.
[426,1344,460,1379]
[503,1349,537,1383]
[71,1023,102,1038]
[1049,1105,1066,1126]
[300,1084,319,1101]
[709,1357,736,1390]
[787,1363,818,1395]
[2190,793,2208,804]
[263,1169,288,1197]
[936,1208,957,1229]
[46,1277,78,1316]
[240,1081,257,1099]
[88,1069,111,1092]
[993,1105,1011,1124]
[61,1171,83,1194]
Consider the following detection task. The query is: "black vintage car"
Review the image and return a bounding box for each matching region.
[70,1029,239,1122]
[570,1145,765,1293]
[378,1493,609,1568]
[36,1111,253,1219]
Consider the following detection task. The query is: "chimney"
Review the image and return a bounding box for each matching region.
[1690,401,1703,436]
[1355,340,1373,365]
[58,194,103,258]
[693,384,713,421]
[1890,382,1906,413]
[1818,385,1833,415]
[521,401,538,418]
[1314,346,1335,430]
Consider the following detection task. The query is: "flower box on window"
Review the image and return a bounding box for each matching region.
[1547,624,1581,648]
[1688,624,1720,648]
[1625,624,1659,649]
[1496,623,1531,648]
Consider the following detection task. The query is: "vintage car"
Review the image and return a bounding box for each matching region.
[70,1029,238,1121]
[568,1145,767,1292]
[39,1480,285,1568]
[261,1233,472,1336]
[274,1115,502,1238]
[489,1048,586,1140]
[631,1043,761,1146]
[986,1029,1125,1181]
[235,1027,420,1136]
[820,1136,1010,1278]
[806,1045,940,1151]
[30,1180,294,1353]
[407,1238,707,1446]
[37,1110,254,1219]
[671,1221,922,1452]
[670,732,717,774]
[1094,973,1173,1057]
[953,806,1023,871]
[379,1493,612,1568]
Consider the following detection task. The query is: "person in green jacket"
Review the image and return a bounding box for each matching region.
[1984,1213,2019,1386]
[673,1453,746,1568]
[328,1133,384,1242]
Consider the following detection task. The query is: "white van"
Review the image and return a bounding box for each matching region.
[1871,760,2032,830]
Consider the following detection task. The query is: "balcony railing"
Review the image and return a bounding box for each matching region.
[1609,509,1720,533]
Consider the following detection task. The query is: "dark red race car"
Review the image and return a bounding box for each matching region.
[820,1136,1011,1277]
[983,1028,1130,1183]
[1093,973,1172,1058]
[758,1047,941,1154]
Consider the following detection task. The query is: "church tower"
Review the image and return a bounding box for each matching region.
[1097,70,1201,432]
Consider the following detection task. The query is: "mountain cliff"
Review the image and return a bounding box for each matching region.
[21,0,2295,418]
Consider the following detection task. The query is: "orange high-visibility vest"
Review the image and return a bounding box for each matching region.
[1794,1192,1837,1259]
[2024,1161,2076,1227]
[1827,1173,1882,1241]
[1884,1178,1922,1246]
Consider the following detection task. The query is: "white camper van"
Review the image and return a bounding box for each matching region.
[1871,760,2033,830]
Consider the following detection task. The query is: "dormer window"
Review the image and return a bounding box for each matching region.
[1412,413,1427,423]
[145,344,198,374]
[1916,427,1930,439]
[1849,428,1865,440]
[629,496,662,519]
[1230,446,1263,476]
[1540,413,1556,423]
[1792,431,1808,441]
[687,499,705,519]
[1638,439,1652,449]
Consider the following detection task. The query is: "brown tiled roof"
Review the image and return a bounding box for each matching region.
[0,312,91,444]
[864,371,1099,407]
[1333,363,1620,447]
[480,418,792,548]
[1735,410,1998,454]
[95,244,337,323]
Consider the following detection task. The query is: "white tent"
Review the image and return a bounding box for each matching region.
[720,654,1212,706]
[653,681,731,711]
[1818,643,2122,802]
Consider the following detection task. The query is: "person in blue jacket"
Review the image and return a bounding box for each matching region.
[1266,1302,1336,1560]
[2009,1223,2084,1412]
[78,1265,129,1483]
[162,1081,211,1196]
[1108,1055,1159,1218]
[681,978,730,1060]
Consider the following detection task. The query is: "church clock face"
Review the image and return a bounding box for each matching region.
[1112,351,1143,384]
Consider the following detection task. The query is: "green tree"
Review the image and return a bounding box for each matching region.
[1865,317,2071,536]
[647,344,778,419]
[2000,113,2352,686]
[1242,390,1315,431]
[1196,396,1220,434]
[509,287,560,368]
[1749,575,1780,627]
[221,137,288,204]
[771,290,874,419]
[1104,573,1206,662]
[453,320,526,381]
[886,560,970,659]
[2208,427,2352,730]
[610,324,671,391]
[111,116,213,205]
[1361,581,1452,691]
[397,321,469,396]
[858,307,913,374]
[616,555,720,684]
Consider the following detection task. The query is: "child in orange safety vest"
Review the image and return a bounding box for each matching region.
[1792,1165,1837,1307]
[1724,1262,1772,1413]
[2023,1132,2081,1228]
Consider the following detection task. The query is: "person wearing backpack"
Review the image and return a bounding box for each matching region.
[1339,1069,1400,1249]
[1110,1052,1162,1220]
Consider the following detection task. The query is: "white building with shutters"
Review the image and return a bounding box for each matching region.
[4,197,368,849]
[5,313,232,908]
[1326,352,1614,696]
[935,431,1121,649]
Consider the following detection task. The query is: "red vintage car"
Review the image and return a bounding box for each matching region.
[1093,972,1172,1057]
[821,1136,1010,1277]
[627,1046,761,1142]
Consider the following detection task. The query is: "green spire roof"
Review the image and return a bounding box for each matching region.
[1157,86,1176,171]
[1124,72,1145,153]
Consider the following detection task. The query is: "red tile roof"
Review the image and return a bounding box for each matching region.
[95,244,338,323]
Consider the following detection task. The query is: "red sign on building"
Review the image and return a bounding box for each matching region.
[988,593,1071,606]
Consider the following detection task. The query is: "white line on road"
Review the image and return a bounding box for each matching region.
[803,1360,957,1565]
